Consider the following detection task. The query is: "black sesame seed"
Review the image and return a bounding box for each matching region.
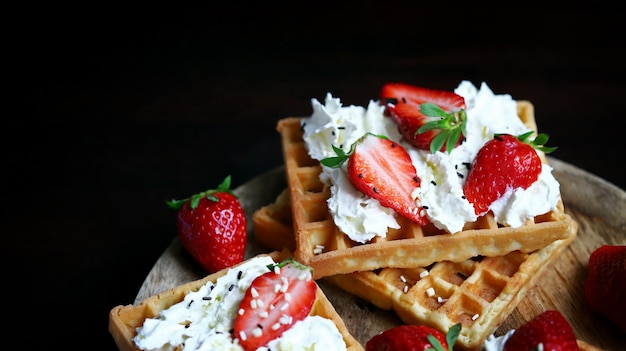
[423,205,429,209]
[461,195,466,199]
[456,272,468,279]
[373,187,378,193]
[358,173,364,178]
[413,176,419,183]
[401,97,407,103]
[338,126,345,130]
[457,172,464,178]
[237,270,243,279]
[257,324,263,329]
[202,296,212,300]
[185,324,191,328]
[431,180,437,186]
[332,131,335,136]
[188,300,194,307]
[229,284,235,291]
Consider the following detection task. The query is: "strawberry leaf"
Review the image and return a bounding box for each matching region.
[166,175,237,210]
[417,103,467,154]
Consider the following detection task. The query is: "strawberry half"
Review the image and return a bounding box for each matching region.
[166,176,247,274]
[463,132,556,216]
[380,82,467,153]
[503,310,579,351]
[234,259,317,351]
[584,245,626,332]
[366,323,460,351]
[321,133,429,225]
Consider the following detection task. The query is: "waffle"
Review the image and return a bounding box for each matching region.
[252,188,578,351]
[277,101,577,279]
[109,250,364,351]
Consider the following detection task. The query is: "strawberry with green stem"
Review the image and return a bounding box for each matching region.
[233,259,317,351]
[322,133,428,225]
[380,82,467,153]
[463,131,557,216]
[166,175,247,274]
[366,323,461,351]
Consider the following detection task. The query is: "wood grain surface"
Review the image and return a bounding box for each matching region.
[135,157,625,350]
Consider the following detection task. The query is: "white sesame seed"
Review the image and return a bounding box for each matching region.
[250,299,257,309]
[251,287,259,298]
[260,311,268,318]
[271,323,280,330]
[280,277,289,292]
[400,275,407,283]
[437,297,448,303]
[284,292,291,302]
[274,284,281,293]
[256,299,264,308]
[472,313,479,321]
[280,302,289,311]
[239,331,247,341]
[238,308,245,315]
[426,287,435,297]
[420,271,429,278]
[403,285,408,293]
[274,266,280,274]
[252,327,263,337]
[279,314,292,325]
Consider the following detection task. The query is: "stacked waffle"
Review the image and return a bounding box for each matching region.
[252,83,578,351]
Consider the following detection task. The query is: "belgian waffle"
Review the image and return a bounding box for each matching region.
[251,188,578,351]
[109,250,364,351]
[277,101,577,279]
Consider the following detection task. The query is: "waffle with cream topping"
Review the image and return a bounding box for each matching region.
[251,187,578,351]
[109,250,364,351]
[277,101,577,279]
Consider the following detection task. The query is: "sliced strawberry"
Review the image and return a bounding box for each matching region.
[366,323,460,351]
[463,132,556,216]
[233,259,317,351]
[322,133,428,225]
[503,310,579,351]
[584,245,626,332]
[380,82,467,153]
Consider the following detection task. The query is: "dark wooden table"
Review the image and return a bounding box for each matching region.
[6,6,624,350]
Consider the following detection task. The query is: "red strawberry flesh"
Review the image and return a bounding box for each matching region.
[503,310,578,351]
[584,245,626,332]
[381,82,466,151]
[234,261,317,351]
[347,134,428,225]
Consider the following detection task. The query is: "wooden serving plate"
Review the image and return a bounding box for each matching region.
[135,157,625,350]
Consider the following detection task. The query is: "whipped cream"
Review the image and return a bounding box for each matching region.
[133,256,347,351]
[302,81,561,242]
[483,330,515,351]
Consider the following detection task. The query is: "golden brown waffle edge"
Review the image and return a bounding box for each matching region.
[277,101,576,279]
[251,187,581,351]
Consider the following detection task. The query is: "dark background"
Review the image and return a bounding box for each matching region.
[6,5,624,349]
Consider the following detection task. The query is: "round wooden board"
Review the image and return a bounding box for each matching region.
[135,157,625,350]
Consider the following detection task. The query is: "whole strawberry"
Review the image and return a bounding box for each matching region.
[584,245,626,332]
[463,132,556,216]
[366,323,460,351]
[503,310,578,351]
[167,176,247,274]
